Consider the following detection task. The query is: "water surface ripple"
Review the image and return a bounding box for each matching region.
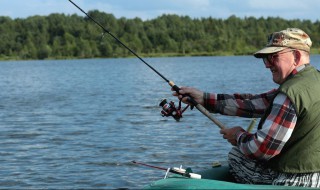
[0,56,319,189]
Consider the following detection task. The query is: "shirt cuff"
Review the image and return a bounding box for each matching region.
[203,92,217,112]
[235,130,246,146]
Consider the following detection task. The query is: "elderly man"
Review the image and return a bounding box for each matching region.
[174,28,320,187]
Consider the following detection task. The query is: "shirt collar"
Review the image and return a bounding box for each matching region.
[290,64,309,76]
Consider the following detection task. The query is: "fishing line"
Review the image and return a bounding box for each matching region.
[68,0,226,129]
[68,0,169,83]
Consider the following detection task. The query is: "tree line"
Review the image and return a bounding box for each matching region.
[0,10,319,60]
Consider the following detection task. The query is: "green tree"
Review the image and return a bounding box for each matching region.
[0,13,319,60]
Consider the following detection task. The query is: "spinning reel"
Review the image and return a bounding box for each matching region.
[159,98,189,121]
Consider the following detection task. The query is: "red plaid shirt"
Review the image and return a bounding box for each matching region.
[204,90,298,161]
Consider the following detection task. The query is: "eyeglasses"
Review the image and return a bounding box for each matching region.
[263,49,295,65]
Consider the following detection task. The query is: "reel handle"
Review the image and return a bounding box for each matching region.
[169,81,226,129]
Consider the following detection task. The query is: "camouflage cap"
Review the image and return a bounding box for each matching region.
[254,28,312,58]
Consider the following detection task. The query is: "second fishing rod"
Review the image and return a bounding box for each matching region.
[69,0,226,129]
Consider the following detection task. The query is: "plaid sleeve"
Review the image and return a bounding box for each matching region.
[236,92,297,161]
[203,89,277,118]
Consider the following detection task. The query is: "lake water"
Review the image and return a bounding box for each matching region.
[0,55,319,189]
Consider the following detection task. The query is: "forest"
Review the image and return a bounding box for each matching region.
[0,10,319,60]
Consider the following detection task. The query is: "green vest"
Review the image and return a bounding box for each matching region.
[258,65,320,173]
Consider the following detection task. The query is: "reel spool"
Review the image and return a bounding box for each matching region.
[159,98,189,121]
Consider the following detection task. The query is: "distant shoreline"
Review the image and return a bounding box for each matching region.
[1,13,319,61]
[1,50,319,61]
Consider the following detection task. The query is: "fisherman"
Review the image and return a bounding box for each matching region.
[173,28,320,187]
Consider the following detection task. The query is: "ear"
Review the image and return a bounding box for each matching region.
[293,50,301,65]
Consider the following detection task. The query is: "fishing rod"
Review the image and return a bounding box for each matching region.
[68,0,226,129]
[132,161,201,179]
[132,161,168,171]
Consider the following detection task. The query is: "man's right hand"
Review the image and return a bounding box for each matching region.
[172,86,204,106]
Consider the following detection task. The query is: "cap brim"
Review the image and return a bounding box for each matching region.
[254,46,287,58]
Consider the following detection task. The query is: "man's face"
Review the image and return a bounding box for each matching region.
[263,49,296,84]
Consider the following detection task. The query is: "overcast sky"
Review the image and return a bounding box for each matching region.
[1,0,319,22]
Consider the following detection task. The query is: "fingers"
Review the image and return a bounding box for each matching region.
[171,86,204,105]
[220,127,242,146]
[171,86,188,95]
[221,129,236,145]
[171,86,198,98]
[171,86,191,102]
[220,129,228,140]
